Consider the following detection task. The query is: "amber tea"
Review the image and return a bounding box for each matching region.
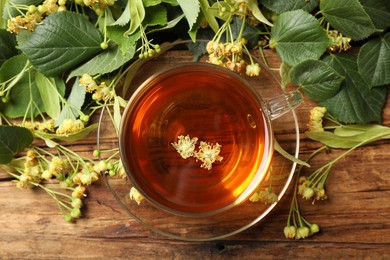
[119,63,273,216]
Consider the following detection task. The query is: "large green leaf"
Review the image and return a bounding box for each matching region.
[68,44,135,80]
[270,10,330,67]
[359,0,390,30]
[260,0,318,13]
[0,126,33,164]
[358,33,390,88]
[290,59,344,102]
[16,11,103,77]
[0,30,18,66]
[321,53,387,124]
[320,0,376,41]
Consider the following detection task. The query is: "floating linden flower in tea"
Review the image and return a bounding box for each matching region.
[171,135,198,159]
[171,135,223,170]
[194,141,223,170]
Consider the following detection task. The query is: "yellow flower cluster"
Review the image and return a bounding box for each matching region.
[206,40,261,77]
[6,0,70,34]
[56,119,85,135]
[129,187,144,205]
[284,223,320,240]
[328,30,352,53]
[72,163,100,186]
[79,74,115,102]
[171,135,198,159]
[195,141,223,170]
[298,176,328,202]
[249,188,278,204]
[7,13,43,34]
[308,107,327,132]
[20,119,55,133]
[77,0,116,15]
[171,135,223,170]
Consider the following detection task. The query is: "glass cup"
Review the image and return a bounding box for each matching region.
[118,62,302,217]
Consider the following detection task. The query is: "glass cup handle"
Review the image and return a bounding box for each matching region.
[265,90,303,120]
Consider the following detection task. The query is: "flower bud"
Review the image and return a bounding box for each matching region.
[310,223,320,234]
[296,226,310,239]
[283,225,296,239]
[302,187,315,200]
[71,197,83,209]
[71,208,81,218]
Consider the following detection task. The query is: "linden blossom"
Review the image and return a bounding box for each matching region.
[171,135,223,170]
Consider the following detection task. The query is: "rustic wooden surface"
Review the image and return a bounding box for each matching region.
[1,50,390,259]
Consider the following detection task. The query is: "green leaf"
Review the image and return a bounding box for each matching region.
[55,79,86,126]
[260,0,319,13]
[0,126,33,164]
[35,72,65,120]
[146,13,185,34]
[111,0,131,26]
[107,26,141,54]
[68,44,135,80]
[321,53,388,123]
[0,0,5,29]
[177,0,200,38]
[0,54,27,83]
[16,11,103,77]
[143,0,161,7]
[359,0,390,30]
[290,59,344,101]
[320,0,376,41]
[270,10,330,67]
[124,0,145,35]
[230,17,259,48]
[358,33,390,88]
[143,5,167,27]
[0,30,18,66]
[162,0,178,5]
[35,123,98,142]
[247,0,273,27]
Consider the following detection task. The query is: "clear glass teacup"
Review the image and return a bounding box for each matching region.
[118,62,302,217]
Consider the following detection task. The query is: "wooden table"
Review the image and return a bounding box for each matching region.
[1,51,390,259]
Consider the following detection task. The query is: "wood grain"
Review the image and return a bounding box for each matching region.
[1,50,390,259]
